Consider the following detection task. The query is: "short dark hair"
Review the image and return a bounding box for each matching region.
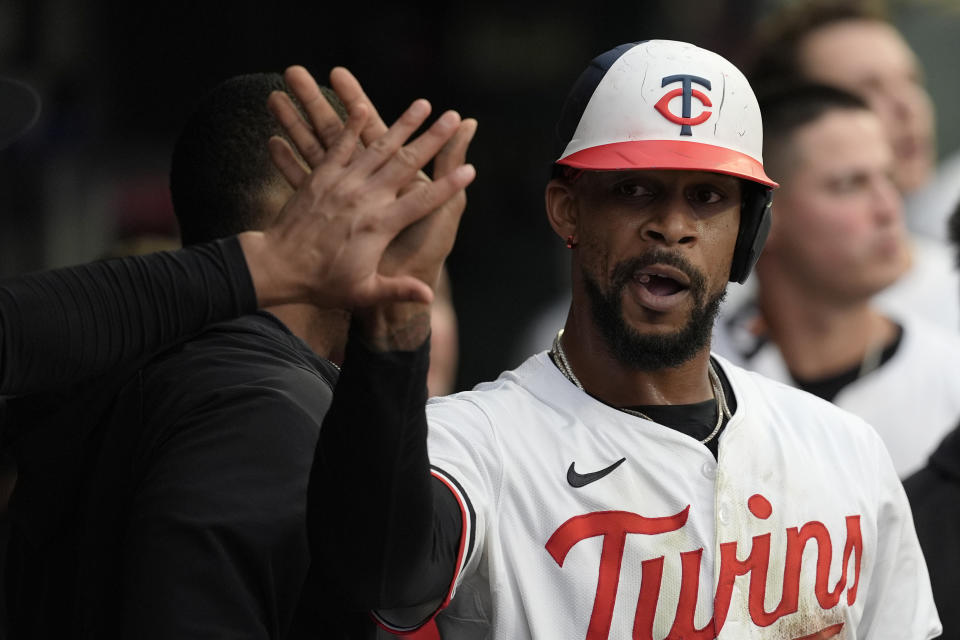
[759,82,870,180]
[170,73,346,246]
[748,0,887,90]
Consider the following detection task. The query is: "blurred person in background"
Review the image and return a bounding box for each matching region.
[905,198,960,639]
[747,0,960,331]
[752,1,934,203]
[4,70,476,638]
[712,83,960,478]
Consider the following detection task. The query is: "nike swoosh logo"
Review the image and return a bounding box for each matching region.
[567,458,626,488]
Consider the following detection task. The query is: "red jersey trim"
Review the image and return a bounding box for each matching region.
[372,467,473,637]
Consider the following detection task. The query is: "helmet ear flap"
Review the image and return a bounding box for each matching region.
[729,186,773,284]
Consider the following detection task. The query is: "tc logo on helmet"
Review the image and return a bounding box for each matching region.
[654,74,713,136]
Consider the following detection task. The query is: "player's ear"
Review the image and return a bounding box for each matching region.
[545,178,579,242]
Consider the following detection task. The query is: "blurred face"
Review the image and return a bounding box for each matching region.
[764,109,910,302]
[798,19,935,192]
[427,268,459,397]
[568,169,741,370]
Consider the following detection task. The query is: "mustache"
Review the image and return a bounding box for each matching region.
[610,250,708,301]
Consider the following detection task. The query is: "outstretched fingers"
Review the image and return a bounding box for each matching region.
[387,163,477,234]
[267,90,326,169]
[329,66,389,146]
[283,65,347,152]
[276,101,368,222]
[268,136,310,189]
[370,110,464,189]
[321,101,369,170]
[350,98,436,177]
[434,118,478,179]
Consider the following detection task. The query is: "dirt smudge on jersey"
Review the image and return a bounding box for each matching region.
[784,619,845,639]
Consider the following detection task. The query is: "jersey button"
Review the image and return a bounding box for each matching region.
[701,461,716,479]
[718,503,731,525]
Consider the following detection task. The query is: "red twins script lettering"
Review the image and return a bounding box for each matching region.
[545,494,862,639]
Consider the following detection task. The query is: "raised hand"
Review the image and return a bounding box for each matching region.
[268,66,477,290]
[241,92,475,311]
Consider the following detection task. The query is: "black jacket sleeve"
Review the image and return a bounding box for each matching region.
[311,326,463,613]
[0,237,255,395]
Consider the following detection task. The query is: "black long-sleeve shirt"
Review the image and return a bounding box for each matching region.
[905,424,960,639]
[7,313,347,639]
[0,236,254,396]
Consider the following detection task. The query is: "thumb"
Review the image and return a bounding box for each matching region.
[361,275,435,308]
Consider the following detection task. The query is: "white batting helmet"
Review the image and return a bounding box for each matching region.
[554,40,777,283]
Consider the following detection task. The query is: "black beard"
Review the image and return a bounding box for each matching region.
[582,251,725,371]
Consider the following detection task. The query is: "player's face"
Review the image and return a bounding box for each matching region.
[764,109,909,302]
[798,19,935,193]
[571,169,740,370]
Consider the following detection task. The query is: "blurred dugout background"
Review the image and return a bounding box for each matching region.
[0,0,958,390]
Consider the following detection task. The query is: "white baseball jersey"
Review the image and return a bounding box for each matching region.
[717,311,960,478]
[401,354,940,639]
[874,235,960,335]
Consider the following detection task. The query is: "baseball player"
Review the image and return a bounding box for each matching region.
[712,83,960,478]
[292,42,940,638]
[747,1,960,334]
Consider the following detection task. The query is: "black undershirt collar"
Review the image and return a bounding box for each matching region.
[551,354,737,459]
[622,359,736,459]
[791,324,904,403]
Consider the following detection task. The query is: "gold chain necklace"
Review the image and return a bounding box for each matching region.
[550,329,730,445]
